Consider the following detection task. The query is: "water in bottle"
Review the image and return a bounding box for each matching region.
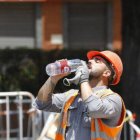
[46,59,83,76]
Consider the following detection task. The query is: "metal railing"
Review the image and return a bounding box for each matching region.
[122,109,140,140]
[0,91,38,140]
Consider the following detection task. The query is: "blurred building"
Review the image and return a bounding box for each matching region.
[0,0,122,52]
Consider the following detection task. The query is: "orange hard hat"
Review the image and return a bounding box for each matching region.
[87,50,123,85]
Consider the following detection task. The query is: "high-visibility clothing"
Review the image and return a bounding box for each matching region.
[55,89,126,140]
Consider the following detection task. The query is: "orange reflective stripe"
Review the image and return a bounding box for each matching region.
[55,91,79,140]
[61,112,67,128]
[91,119,95,131]
[62,92,78,128]
[63,92,78,112]
[63,97,74,112]
[95,90,126,139]
[91,104,125,139]
[98,119,122,138]
[55,133,65,140]
[97,119,104,131]
[97,100,126,138]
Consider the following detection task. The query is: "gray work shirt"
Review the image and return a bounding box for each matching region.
[33,86,122,140]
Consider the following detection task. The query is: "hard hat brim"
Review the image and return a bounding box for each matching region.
[87,51,111,62]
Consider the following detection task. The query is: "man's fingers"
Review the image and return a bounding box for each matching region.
[51,72,71,82]
[81,60,88,67]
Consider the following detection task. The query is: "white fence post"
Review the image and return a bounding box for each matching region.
[0,91,36,140]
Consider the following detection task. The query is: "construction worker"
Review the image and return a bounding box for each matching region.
[33,50,126,140]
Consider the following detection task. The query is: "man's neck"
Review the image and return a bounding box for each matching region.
[89,79,108,88]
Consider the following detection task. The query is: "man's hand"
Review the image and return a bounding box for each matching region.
[67,61,89,85]
[50,73,70,85]
[75,61,89,84]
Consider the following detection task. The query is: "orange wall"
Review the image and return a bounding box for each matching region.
[113,0,122,53]
[42,1,63,51]
[42,0,122,52]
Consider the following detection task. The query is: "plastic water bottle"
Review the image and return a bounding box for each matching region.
[46,59,83,76]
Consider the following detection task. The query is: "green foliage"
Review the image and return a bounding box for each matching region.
[0,48,41,95]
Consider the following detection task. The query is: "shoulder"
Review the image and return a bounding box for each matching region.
[106,91,123,111]
[106,89,122,101]
[102,88,122,99]
[107,93,122,103]
[109,89,123,103]
[100,89,123,108]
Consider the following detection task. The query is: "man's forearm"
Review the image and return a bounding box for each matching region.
[36,73,70,103]
[80,82,93,101]
[37,77,57,102]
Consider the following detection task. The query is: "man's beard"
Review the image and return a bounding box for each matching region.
[89,74,94,81]
[89,71,102,81]
[89,74,99,81]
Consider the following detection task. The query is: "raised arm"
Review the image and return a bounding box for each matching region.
[37,73,68,103]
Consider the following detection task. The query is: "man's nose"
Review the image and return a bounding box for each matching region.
[88,61,92,67]
[88,59,95,64]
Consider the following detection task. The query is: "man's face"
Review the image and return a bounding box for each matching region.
[87,56,110,80]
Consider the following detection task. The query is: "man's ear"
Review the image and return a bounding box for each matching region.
[103,69,111,78]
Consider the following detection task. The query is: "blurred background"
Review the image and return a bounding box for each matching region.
[0,0,140,139]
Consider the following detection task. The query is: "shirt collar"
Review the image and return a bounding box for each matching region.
[92,86,107,92]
